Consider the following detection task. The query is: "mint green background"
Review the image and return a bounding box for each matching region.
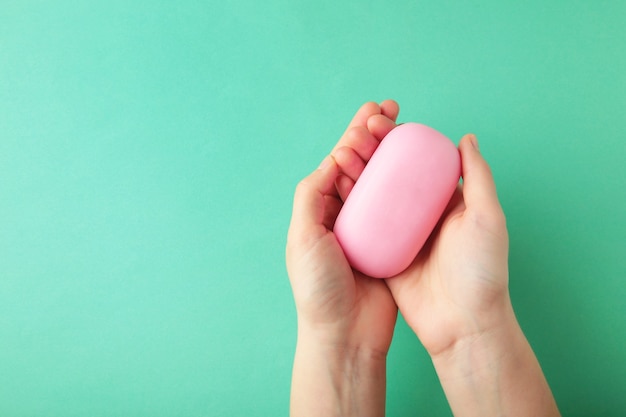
[1,1,624,416]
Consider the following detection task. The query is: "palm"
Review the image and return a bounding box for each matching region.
[387,187,509,356]
[287,217,397,353]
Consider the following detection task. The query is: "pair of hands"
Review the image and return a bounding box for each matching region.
[286,100,510,360]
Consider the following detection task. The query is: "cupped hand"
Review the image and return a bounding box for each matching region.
[385,133,512,357]
[286,101,400,355]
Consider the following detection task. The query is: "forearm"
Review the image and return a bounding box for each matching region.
[432,304,560,417]
[290,331,387,417]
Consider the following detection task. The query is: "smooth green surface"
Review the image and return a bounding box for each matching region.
[1,1,624,416]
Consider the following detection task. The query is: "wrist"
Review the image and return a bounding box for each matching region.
[296,329,389,368]
[431,309,524,416]
[294,326,389,387]
[291,332,387,417]
[430,305,560,417]
[430,303,522,376]
[295,312,393,358]
[424,289,516,358]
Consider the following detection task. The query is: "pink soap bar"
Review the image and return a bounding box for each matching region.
[333,123,460,278]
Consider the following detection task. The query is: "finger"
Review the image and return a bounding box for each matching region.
[290,156,340,233]
[333,146,366,183]
[335,174,355,202]
[346,101,381,131]
[322,194,342,230]
[367,114,397,141]
[333,102,381,153]
[333,125,381,161]
[458,134,501,212]
[380,99,400,122]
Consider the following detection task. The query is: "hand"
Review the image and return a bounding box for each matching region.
[287,100,401,354]
[286,101,400,417]
[287,101,560,416]
[371,113,560,416]
[385,133,511,357]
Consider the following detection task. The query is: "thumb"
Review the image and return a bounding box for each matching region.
[459,134,501,213]
[289,155,339,234]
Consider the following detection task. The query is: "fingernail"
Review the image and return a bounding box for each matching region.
[468,134,479,150]
[318,155,333,170]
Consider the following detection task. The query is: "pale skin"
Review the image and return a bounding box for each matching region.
[286,101,561,417]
